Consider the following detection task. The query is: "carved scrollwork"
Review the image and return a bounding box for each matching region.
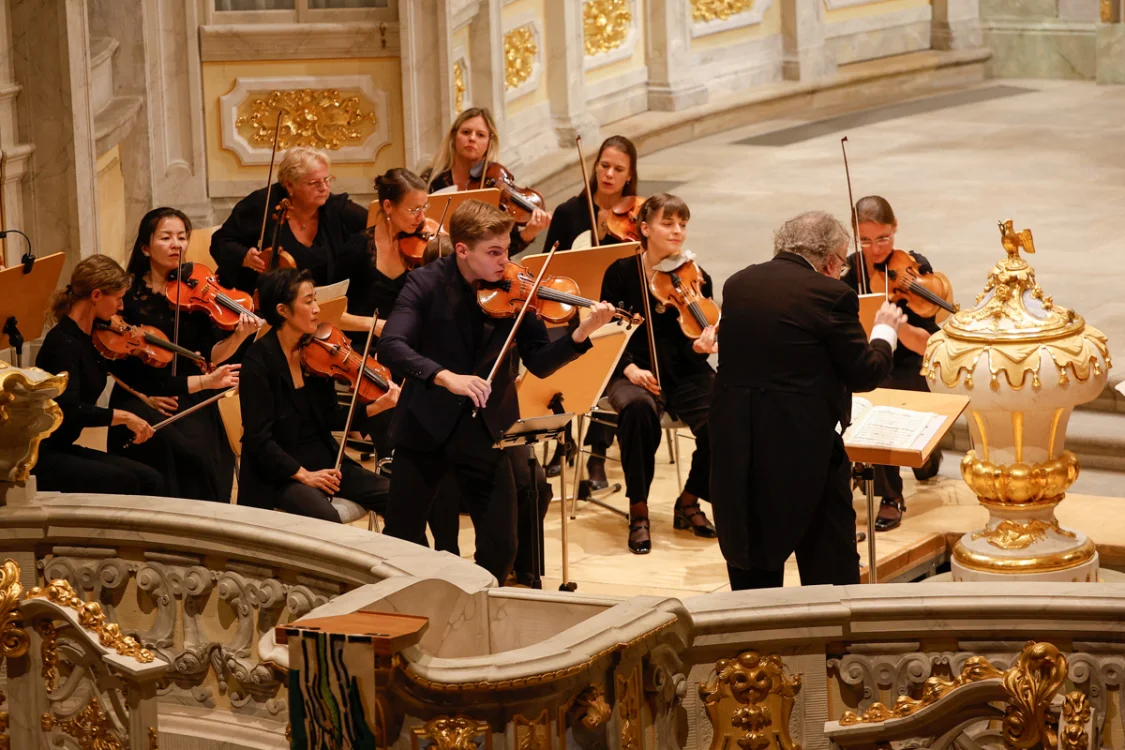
[828,651,933,712]
[840,656,1003,725]
[570,683,612,729]
[1060,692,1092,750]
[26,579,153,663]
[0,560,28,661]
[1002,642,1067,749]
[235,89,377,151]
[41,696,124,750]
[411,715,492,750]
[699,651,801,750]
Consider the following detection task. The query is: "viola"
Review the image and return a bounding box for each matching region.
[477,262,641,326]
[92,315,212,372]
[864,249,956,319]
[299,323,392,403]
[261,198,298,271]
[648,258,721,340]
[396,217,441,269]
[605,195,646,243]
[166,263,263,331]
[467,162,546,224]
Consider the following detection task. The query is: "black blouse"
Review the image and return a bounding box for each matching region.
[542,193,612,253]
[600,256,715,387]
[210,182,369,292]
[342,231,409,343]
[425,169,530,256]
[35,317,114,450]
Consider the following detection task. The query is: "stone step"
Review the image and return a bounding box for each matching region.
[89,37,118,116]
[940,407,1125,472]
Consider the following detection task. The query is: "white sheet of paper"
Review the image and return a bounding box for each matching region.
[316,279,349,301]
[845,405,941,450]
[1117,380,1125,397]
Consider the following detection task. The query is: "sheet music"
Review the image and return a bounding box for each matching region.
[316,279,349,301]
[845,405,942,450]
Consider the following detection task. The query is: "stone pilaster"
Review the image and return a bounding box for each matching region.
[781,0,836,81]
[931,0,985,50]
[646,0,708,111]
[544,0,598,146]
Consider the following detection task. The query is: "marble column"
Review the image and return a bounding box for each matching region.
[646,0,708,111]
[544,0,599,146]
[931,0,984,50]
[399,0,449,172]
[466,0,506,128]
[0,0,34,269]
[10,0,100,265]
[780,0,836,81]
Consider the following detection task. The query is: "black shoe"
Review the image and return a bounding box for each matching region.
[586,457,608,490]
[545,441,576,478]
[673,495,717,538]
[874,497,905,532]
[628,517,651,554]
[912,450,943,481]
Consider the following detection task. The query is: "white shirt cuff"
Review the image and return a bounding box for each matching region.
[870,323,898,351]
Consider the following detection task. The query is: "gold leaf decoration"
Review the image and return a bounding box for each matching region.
[572,683,612,729]
[971,518,1076,550]
[839,655,1003,724]
[504,26,538,91]
[453,60,466,114]
[1060,691,1092,750]
[235,89,377,151]
[692,0,755,22]
[0,560,28,661]
[1002,642,1067,749]
[514,710,549,750]
[36,620,59,692]
[41,697,123,750]
[411,716,491,750]
[699,651,802,750]
[583,0,633,56]
[26,579,154,663]
[0,363,67,486]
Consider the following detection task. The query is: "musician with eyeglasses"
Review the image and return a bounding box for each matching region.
[211,146,375,332]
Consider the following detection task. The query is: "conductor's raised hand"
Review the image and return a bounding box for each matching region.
[572,301,616,343]
[435,370,492,408]
[873,301,908,330]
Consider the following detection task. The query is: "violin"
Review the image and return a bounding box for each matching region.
[261,198,298,271]
[93,315,212,372]
[467,162,546,224]
[299,323,392,403]
[396,217,441,270]
[477,262,641,326]
[648,257,721,340]
[864,249,956,319]
[166,263,263,331]
[605,195,646,243]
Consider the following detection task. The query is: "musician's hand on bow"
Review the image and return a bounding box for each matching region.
[366,380,401,417]
[144,394,179,418]
[572,301,616,343]
[693,324,719,355]
[295,467,341,495]
[874,301,908,331]
[435,370,492,408]
[242,247,267,272]
[624,363,660,396]
[113,410,155,445]
[203,363,240,390]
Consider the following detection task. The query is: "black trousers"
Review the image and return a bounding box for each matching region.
[384,414,518,584]
[873,368,943,502]
[607,372,713,507]
[727,439,860,590]
[34,444,165,496]
[276,461,389,523]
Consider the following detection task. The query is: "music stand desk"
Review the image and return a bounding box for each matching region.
[0,252,66,363]
[366,188,501,231]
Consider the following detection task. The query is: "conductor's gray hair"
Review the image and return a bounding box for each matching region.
[772,211,851,271]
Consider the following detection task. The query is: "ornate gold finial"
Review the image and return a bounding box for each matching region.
[503,26,538,91]
[583,0,633,56]
[692,0,755,23]
[26,580,154,663]
[235,89,377,151]
[998,219,1036,259]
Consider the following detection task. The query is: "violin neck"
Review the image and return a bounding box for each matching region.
[142,332,203,363]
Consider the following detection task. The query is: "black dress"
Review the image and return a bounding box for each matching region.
[210,183,369,292]
[341,231,409,354]
[106,280,239,502]
[33,317,164,496]
[542,193,612,252]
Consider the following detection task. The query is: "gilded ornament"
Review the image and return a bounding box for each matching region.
[411,715,491,750]
[572,683,612,729]
[692,0,755,23]
[0,693,7,750]
[839,655,1003,725]
[960,451,1079,507]
[699,651,801,750]
[26,579,154,663]
[1002,642,1067,749]
[37,620,59,692]
[235,89,377,151]
[149,727,159,750]
[41,696,124,750]
[583,0,633,57]
[514,710,549,750]
[504,26,538,91]
[1060,691,1092,750]
[1101,0,1113,23]
[0,363,67,485]
[972,518,1076,550]
[453,60,466,114]
[617,666,642,750]
[0,560,28,661]
[953,537,1097,574]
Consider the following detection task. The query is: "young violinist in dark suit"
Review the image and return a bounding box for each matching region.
[237,268,398,522]
[377,200,615,585]
[33,256,164,495]
[842,196,943,531]
[709,211,905,590]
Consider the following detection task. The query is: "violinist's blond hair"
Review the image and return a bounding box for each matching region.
[424,108,500,190]
[449,200,514,249]
[278,147,331,188]
[48,255,130,324]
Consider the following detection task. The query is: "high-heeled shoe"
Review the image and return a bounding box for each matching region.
[628,504,651,554]
[874,497,905,532]
[586,457,608,490]
[673,495,716,538]
[544,440,576,478]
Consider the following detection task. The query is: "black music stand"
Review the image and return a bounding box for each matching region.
[494,412,575,591]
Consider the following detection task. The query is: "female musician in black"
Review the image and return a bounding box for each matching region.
[843,196,942,531]
[106,208,248,501]
[599,194,718,554]
[423,107,551,255]
[543,135,639,251]
[210,146,374,332]
[238,268,398,522]
[33,256,163,495]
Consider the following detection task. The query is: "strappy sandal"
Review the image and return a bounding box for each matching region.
[673,496,716,538]
[628,516,651,554]
[874,497,905,532]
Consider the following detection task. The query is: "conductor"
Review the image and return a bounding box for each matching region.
[709,211,907,590]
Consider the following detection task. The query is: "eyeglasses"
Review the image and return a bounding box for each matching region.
[303,176,336,190]
[858,235,893,249]
[406,202,431,217]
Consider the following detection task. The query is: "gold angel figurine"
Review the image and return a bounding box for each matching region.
[998,219,1035,257]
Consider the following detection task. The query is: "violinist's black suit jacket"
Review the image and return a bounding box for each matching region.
[377,254,591,451]
[710,251,894,576]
